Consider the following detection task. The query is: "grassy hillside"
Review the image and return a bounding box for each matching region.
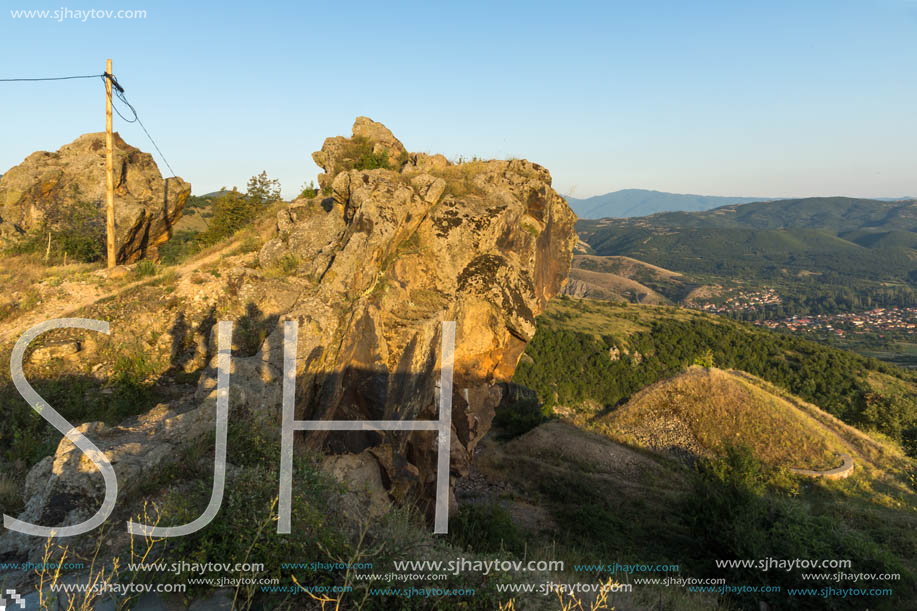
[579,196,917,231]
[512,297,917,456]
[488,296,917,610]
[596,366,851,470]
[579,225,915,281]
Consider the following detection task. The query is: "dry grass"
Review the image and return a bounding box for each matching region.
[0,254,105,326]
[0,253,49,293]
[568,268,669,304]
[573,255,683,279]
[429,160,492,198]
[594,366,850,470]
[540,298,711,344]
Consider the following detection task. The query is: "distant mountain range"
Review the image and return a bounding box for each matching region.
[575,196,917,307]
[566,189,915,219]
[565,189,771,219]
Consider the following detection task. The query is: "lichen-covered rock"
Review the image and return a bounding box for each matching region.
[0,403,213,560]
[311,117,408,191]
[246,117,577,513]
[0,133,191,263]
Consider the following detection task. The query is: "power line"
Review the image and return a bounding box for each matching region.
[1,70,180,179]
[102,73,178,178]
[0,74,103,82]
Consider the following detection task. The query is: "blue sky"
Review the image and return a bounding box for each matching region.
[1,0,915,199]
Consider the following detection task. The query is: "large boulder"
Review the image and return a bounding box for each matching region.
[0,132,190,263]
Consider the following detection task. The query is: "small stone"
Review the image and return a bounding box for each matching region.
[29,340,81,364]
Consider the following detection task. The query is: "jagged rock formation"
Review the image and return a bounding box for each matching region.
[0,117,575,562]
[240,116,577,508]
[0,133,190,263]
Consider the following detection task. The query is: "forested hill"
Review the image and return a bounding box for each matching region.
[579,196,917,231]
[513,297,917,456]
[575,196,917,293]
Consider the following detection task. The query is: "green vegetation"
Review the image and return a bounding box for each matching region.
[246,171,282,205]
[448,503,525,555]
[144,419,518,610]
[132,259,157,279]
[514,298,917,455]
[684,445,913,610]
[477,412,914,611]
[492,384,547,438]
[160,173,283,265]
[0,338,164,466]
[576,197,917,319]
[299,180,318,199]
[0,471,23,517]
[262,254,300,279]
[6,200,105,263]
[197,189,261,246]
[156,427,348,599]
[330,136,393,175]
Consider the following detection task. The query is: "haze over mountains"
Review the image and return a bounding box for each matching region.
[567,188,915,219]
[565,189,771,218]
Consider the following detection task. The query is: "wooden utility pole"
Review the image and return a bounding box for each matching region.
[105,58,116,268]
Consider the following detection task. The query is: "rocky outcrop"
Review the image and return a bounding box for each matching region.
[0,133,190,263]
[231,117,578,513]
[2,117,575,555]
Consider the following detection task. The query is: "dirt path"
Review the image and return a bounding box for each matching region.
[791,453,854,480]
[0,241,239,347]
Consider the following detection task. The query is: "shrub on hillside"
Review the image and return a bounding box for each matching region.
[299,180,318,199]
[684,445,912,610]
[449,503,525,556]
[196,189,259,247]
[493,385,548,438]
[7,200,105,263]
[246,171,282,206]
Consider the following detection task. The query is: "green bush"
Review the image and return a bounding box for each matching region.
[132,259,157,279]
[299,180,318,199]
[158,229,202,265]
[0,339,163,466]
[683,445,913,610]
[246,171,282,205]
[355,148,391,171]
[154,425,347,602]
[6,200,105,263]
[196,190,259,247]
[448,503,525,556]
[493,387,547,438]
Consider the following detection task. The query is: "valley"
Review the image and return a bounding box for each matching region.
[571,197,917,369]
